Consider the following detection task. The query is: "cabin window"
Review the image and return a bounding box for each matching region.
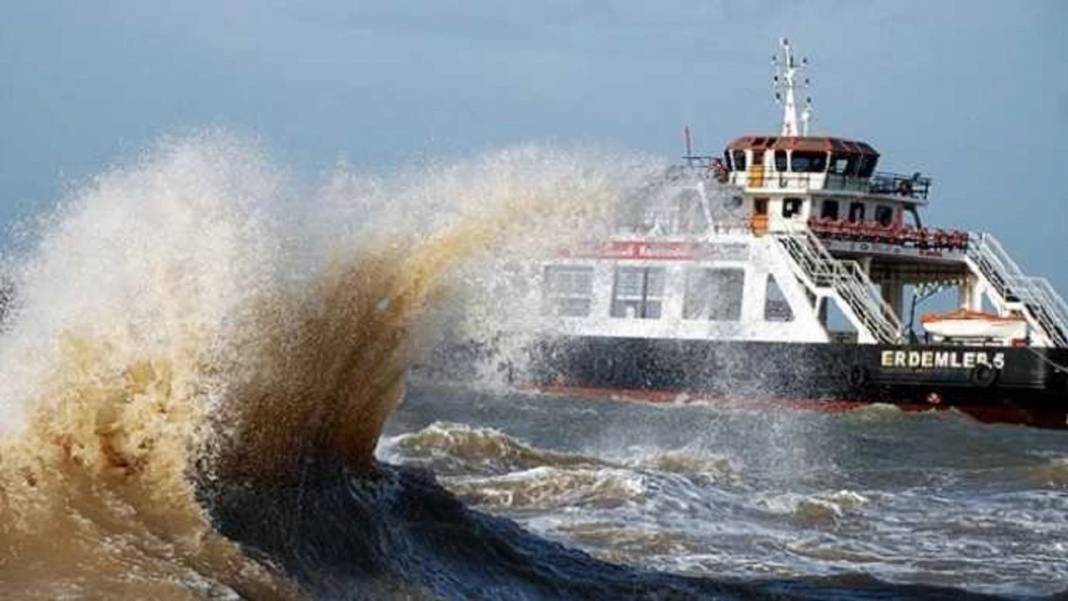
[764,275,794,322]
[857,155,877,178]
[723,151,734,171]
[542,265,593,317]
[611,266,664,319]
[683,268,744,321]
[820,199,840,220]
[875,205,894,227]
[828,153,856,176]
[782,197,803,219]
[848,202,866,222]
[752,150,765,166]
[790,151,827,173]
[774,150,788,172]
[731,150,747,171]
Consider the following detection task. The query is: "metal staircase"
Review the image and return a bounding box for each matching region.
[773,226,904,344]
[966,233,1068,348]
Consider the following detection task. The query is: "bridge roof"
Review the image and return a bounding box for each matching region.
[726,136,878,156]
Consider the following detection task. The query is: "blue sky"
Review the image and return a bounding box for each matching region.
[2,0,1066,288]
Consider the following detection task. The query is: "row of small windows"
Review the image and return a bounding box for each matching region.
[818,199,896,226]
[542,266,794,323]
[764,197,896,226]
[729,150,877,177]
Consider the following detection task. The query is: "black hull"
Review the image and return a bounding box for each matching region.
[514,337,1068,428]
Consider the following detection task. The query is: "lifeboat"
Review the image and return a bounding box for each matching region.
[921,309,1029,342]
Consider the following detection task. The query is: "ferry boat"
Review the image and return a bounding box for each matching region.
[480,39,1068,428]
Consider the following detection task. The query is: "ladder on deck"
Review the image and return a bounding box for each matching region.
[967,233,1068,348]
[773,227,904,344]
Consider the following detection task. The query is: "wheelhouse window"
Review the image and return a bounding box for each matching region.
[731,150,747,171]
[848,202,866,223]
[875,205,894,227]
[774,150,788,172]
[857,155,878,178]
[542,265,593,317]
[611,266,664,319]
[764,275,794,322]
[683,268,744,321]
[820,199,840,220]
[790,151,827,173]
[828,153,856,176]
[782,197,803,219]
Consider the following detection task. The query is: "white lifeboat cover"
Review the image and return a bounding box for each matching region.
[921,309,1028,340]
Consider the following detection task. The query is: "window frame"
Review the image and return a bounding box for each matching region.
[774,150,788,172]
[764,274,795,322]
[848,201,867,223]
[731,150,747,171]
[790,151,828,173]
[610,266,665,319]
[782,197,804,219]
[542,265,594,317]
[874,205,895,227]
[820,199,840,220]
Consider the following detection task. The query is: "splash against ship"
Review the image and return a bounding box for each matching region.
[0,139,632,599]
[435,39,1068,428]
[0,137,995,601]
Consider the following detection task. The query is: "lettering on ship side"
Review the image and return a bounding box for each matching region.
[879,350,1006,371]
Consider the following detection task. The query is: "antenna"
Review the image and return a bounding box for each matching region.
[772,37,812,137]
[684,126,693,157]
[801,97,814,136]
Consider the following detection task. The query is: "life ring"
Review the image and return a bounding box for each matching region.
[897,180,913,196]
[847,364,869,389]
[970,363,998,388]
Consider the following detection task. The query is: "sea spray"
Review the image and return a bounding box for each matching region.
[0,133,654,598]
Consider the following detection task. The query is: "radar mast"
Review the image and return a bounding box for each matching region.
[773,38,813,137]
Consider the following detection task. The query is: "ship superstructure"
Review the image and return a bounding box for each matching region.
[516,39,1068,426]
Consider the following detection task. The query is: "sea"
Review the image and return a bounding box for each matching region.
[0,133,1064,600]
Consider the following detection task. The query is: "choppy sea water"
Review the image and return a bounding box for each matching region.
[382,384,1068,598]
[0,133,1063,600]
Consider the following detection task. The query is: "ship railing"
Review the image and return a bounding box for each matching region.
[868,172,931,200]
[775,224,904,344]
[839,260,906,344]
[967,232,1068,347]
[1020,276,1068,348]
[807,218,968,251]
[730,170,931,200]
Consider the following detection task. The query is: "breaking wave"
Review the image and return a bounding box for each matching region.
[0,133,1012,600]
[0,133,644,599]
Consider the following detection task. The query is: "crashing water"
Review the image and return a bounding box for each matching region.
[0,133,1059,600]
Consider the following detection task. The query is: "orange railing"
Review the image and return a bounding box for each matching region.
[807,218,968,251]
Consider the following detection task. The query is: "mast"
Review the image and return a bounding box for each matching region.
[772,38,813,137]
